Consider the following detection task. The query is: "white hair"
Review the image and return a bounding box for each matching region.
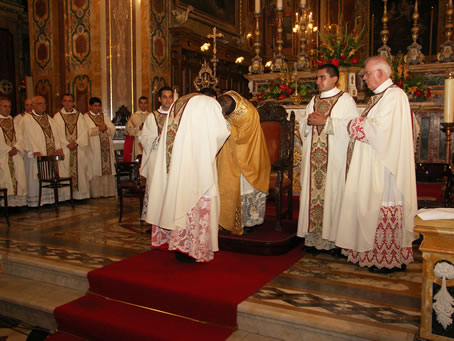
[365,56,392,77]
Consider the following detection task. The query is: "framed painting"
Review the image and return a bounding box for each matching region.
[176,0,240,35]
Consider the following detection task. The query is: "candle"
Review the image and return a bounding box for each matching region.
[301,0,306,5]
[255,0,260,13]
[444,75,454,123]
[277,0,283,9]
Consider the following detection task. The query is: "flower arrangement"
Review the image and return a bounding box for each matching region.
[255,64,309,102]
[392,53,431,100]
[317,16,365,67]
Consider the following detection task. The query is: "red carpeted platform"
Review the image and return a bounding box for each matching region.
[53,246,304,340]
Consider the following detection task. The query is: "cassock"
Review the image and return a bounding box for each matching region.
[124,110,150,161]
[0,114,27,206]
[336,78,418,269]
[21,111,64,206]
[54,108,92,200]
[216,90,271,235]
[84,111,116,198]
[146,94,230,262]
[297,88,358,250]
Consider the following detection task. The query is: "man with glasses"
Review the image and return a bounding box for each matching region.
[335,56,418,273]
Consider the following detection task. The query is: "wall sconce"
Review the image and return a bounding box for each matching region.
[200,43,211,52]
[235,56,244,64]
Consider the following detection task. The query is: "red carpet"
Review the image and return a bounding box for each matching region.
[53,246,304,340]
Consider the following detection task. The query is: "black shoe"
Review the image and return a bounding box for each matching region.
[368,264,406,274]
[144,229,151,234]
[175,251,195,263]
[243,226,255,235]
[328,248,346,258]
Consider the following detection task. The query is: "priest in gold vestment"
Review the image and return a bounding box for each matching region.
[217,91,271,235]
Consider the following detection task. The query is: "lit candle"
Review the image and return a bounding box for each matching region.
[444,74,454,123]
[255,0,260,13]
[277,0,283,9]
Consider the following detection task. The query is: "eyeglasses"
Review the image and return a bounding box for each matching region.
[363,69,379,77]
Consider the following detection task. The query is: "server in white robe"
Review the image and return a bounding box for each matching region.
[84,97,116,198]
[14,97,33,130]
[54,94,91,200]
[124,96,151,161]
[297,64,358,252]
[0,97,27,206]
[21,96,64,207]
[336,56,418,273]
[146,94,230,262]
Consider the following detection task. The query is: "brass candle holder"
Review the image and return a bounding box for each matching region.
[272,6,287,72]
[442,122,454,165]
[249,12,264,74]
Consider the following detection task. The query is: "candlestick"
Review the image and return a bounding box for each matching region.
[249,12,264,74]
[441,122,454,164]
[295,2,309,70]
[378,0,392,59]
[405,0,424,64]
[271,6,286,72]
[439,0,454,62]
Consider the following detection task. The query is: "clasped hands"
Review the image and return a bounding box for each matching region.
[307,111,327,126]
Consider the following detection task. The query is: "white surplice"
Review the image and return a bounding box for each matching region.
[0,115,27,206]
[297,88,358,248]
[54,109,92,200]
[336,79,418,256]
[146,95,230,261]
[21,111,64,206]
[84,111,116,198]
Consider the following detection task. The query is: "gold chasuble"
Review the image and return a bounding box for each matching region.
[87,113,112,175]
[60,111,80,190]
[217,91,271,234]
[345,85,393,176]
[0,117,17,194]
[307,92,343,234]
[30,114,56,155]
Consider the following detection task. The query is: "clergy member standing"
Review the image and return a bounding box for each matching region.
[0,97,27,206]
[84,97,116,198]
[21,96,64,206]
[336,56,418,273]
[297,64,358,253]
[216,91,271,235]
[124,96,150,161]
[54,94,91,200]
[153,86,174,132]
[14,97,33,129]
[145,94,230,262]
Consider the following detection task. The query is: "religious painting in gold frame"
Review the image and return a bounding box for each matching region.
[176,0,240,35]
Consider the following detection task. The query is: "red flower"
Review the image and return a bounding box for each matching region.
[287,87,293,95]
[279,83,287,92]
[415,89,422,97]
[341,43,346,47]
[341,54,346,59]
[330,58,340,66]
[350,58,358,65]
[405,77,410,81]
[397,79,403,88]
[316,59,325,66]
[426,88,432,98]
[278,93,287,100]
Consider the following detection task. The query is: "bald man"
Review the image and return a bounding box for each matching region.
[335,56,418,274]
[21,96,65,207]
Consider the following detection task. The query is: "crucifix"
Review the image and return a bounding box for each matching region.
[207,27,224,86]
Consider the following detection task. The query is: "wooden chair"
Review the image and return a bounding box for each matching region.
[116,156,146,222]
[0,188,9,226]
[416,162,453,207]
[37,155,74,210]
[258,101,295,230]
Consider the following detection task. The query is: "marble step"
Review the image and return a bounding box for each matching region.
[1,253,89,291]
[237,301,416,341]
[0,273,85,331]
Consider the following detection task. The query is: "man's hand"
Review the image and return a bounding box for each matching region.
[56,149,64,157]
[67,142,78,151]
[307,111,327,126]
[33,152,41,159]
[98,123,108,132]
[8,147,18,156]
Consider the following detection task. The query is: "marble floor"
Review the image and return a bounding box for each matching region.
[0,198,424,340]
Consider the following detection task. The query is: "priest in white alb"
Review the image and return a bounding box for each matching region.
[145,94,230,262]
[0,97,27,206]
[54,94,91,200]
[297,64,358,253]
[335,56,418,273]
